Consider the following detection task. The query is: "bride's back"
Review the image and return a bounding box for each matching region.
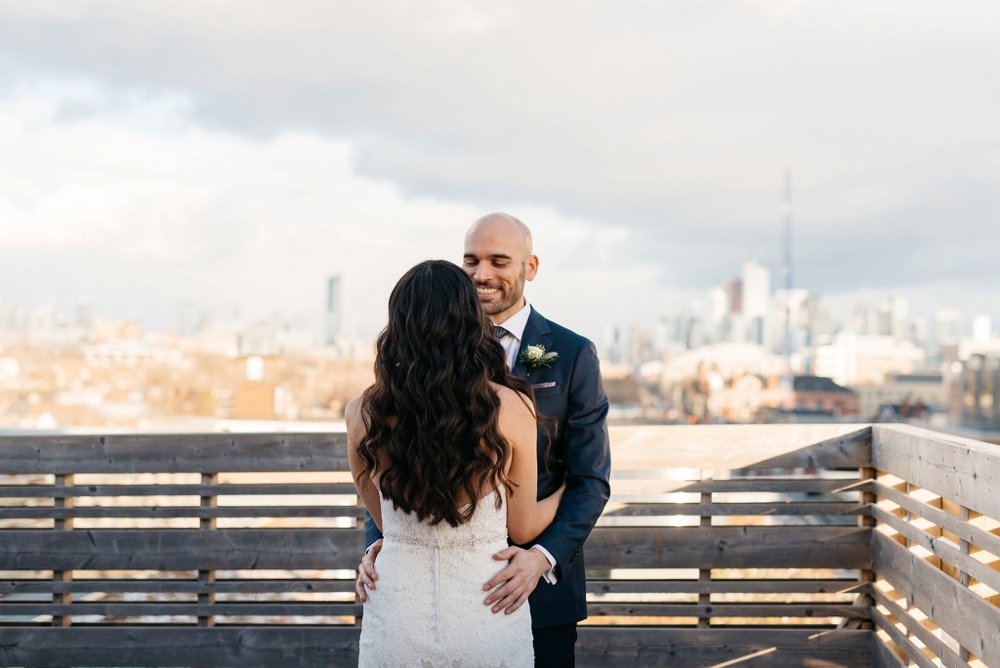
[348,260,539,667]
[351,260,535,530]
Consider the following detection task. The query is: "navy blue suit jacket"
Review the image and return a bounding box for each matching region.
[365,306,611,628]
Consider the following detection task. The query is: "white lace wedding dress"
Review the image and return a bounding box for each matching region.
[358,488,534,667]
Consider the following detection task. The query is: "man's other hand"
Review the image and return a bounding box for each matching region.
[482,546,550,614]
[355,539,382,603]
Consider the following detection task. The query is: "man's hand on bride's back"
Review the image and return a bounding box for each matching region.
[483,546,551,615]
[356,539,382,603]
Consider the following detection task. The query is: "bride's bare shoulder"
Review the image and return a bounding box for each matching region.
[492,383,536,421]
[344,393,368,438]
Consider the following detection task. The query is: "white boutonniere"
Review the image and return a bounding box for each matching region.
[519,344,558,373]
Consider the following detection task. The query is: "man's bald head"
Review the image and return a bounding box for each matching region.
[466,212,532,258]
[462,212,539,323]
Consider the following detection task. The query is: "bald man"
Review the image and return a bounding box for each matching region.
[469,213,611,664]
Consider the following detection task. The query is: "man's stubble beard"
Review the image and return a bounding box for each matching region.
[481,264,526,316]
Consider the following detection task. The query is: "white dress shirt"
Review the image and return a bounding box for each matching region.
[494,302,559,585]
[494,301,531,370]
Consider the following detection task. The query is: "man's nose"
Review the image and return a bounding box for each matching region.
[473,264,494,282]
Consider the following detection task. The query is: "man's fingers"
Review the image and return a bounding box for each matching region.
[355,578,367,602]
[360,561,378,582]
[355,539,384,603]
[490,588,523,614]
[483,564,515,592]
[484,579,513,606]
[504,591,530,615]
[355,570,373,601]
[492,547,517,561]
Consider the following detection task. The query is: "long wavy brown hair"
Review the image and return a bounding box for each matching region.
[356,260,535,527]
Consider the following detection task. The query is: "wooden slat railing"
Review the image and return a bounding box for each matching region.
[1,424,998,666]
[582,424,873,667]
[0,432,362,667]
[869,424,1000,667]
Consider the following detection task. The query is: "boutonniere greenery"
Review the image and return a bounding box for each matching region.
[519,344,558,373]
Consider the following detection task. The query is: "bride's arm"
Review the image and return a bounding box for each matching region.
[346,396,383,531]
[502,389,566,545]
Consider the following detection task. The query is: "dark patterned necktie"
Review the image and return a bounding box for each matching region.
[494,325,511,341]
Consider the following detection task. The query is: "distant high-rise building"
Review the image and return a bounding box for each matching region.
[741,262,770,318]
[879,295,910,340]
[325,275,342,346]
[958,353,1000,431]
[75,299,93,329]
[973,315,993,342]
[602,324,623,364]
[722,279,742,315]
[932,309,961,348]
[741,261,770,346]
[654,318,674,356]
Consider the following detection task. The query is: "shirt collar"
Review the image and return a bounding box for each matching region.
[495,302,531,342]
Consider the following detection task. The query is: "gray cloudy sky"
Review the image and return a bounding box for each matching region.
[1,0,998,340]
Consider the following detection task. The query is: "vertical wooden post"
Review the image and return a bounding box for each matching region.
[52,473,74,628]
[698,472,711,628]
[198,473,218,628]
[857,466,875,630]
[959,505,971,662]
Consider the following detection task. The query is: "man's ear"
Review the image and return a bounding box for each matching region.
[525,255,539,281]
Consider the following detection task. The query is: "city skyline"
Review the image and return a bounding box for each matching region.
[3,260,996,348]
[1,2,999,341]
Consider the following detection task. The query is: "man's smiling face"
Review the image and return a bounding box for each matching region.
[462,214,538,324]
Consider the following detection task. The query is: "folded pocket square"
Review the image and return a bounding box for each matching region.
[530,381,557,389]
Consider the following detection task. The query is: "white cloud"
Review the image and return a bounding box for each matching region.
[0,88,661,336]
[0,1,998,331]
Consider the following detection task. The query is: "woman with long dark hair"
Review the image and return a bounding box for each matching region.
[346,260,563,666]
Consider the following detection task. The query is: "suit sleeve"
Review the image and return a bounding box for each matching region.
[533,339,611,572]
[365,512,383,548]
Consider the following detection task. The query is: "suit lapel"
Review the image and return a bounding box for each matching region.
[513,306,553,379]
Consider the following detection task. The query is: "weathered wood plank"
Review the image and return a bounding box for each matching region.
[870,606,938,668]
[871,530,1000,666]
[584,526,871,569]
[868,504,1000,595]
[870,481,1000,558]
[610,424,872,471]
[0,578,865,597]
[0,483,358,497]
[0,502,860,521]
[0,432,349,474]
[602,502,863,517]
[0,626,359,667]
[0,506,363,519]
[585,602,871,620]
[587,579,867,596]
[611,476,865,499]
[0,480,866,497]
[870,586,966,668]
[613,478,866,493]
[870,632,907,668]
[0,627,876,667]
[0,579,356,595]
[575,627,871,667]
[0,602,361,617]
[0,529,364,570]
[872,423,1000,520]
